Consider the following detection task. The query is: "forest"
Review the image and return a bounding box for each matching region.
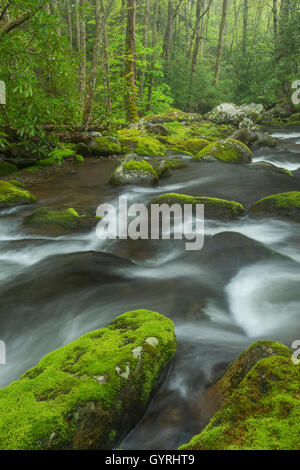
[0,0,299,454]
[0,0,299,133]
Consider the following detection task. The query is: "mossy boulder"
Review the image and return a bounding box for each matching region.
[117,129,166,157]
[170,138,209,156]
[0,309,177,450]
[0,161,18,176]
[23,206,98,236]
[0,180,37,208]
[152,193,244,219]
[250,192,300,222]
[179,341,299,450]
[194,138,252,164]
[77,137,121,157]
[154,158,187,178]
[110,158,158,186]
[145,109,202,124]
[288,113,300,123]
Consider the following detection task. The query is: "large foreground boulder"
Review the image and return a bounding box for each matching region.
[0,309,177,450]
[0,180,37,208]
[180,341,300,450]
[194,138,252,164]
[250,191,300,222]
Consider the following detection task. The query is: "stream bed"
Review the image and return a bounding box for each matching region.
[0,128,299,449]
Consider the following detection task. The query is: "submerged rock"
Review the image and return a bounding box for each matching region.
[0,309,177,450]
[179,341,299,450]
[0,180,37,208]
[110,158,158,186]
[250,191,300,222]
[152,193,244,219]
[23,206,98,236]
[194,138,252,164]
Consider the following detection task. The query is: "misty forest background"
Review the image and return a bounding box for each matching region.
[0,0,299,135]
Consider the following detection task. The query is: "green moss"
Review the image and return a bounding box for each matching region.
[24,207,83,229]
[117,129,166,157]
[195,138,252,164]
[93,137,121,155]
[74,154,84,163]
[0,310,176,450]
[152,193,244,219]
[253,192,300,211]
[145,109,202,123]
[0,161,18,176]
[7,179,25,188]
[23,166,39,173]
[123,159,157,176]
[0,180,37,207]
[155,158,187,178]
[169,138,209,156]
[179,342,299,450]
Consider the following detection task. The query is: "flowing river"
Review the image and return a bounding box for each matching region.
[0,128,299,449]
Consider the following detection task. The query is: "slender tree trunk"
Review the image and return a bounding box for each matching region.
[243,0,248,52]
[139,0,151,100]
[214,0,228,86]
[83,0,102,126]
[189,0,203,109]
[147,0,157,112]
[103,24,112,117]
[273,0,278,41]
[66,0,73,50]
[163,0,174,78]
[79,0,86,105]
[125,0,138,122]
[75,0,81,51]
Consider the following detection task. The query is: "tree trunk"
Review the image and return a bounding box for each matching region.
[103,24,112,117]
[82,0,102,126]
[139,0,151,100]
[147,0,157,112]
[273,0,278,40]
[243,0,248,52]
[214,0,228,86]
[66,0,73,50]
[79,0,86,105]
[163,0,174,78]
[125,0,138,122]
[75,0,81,51]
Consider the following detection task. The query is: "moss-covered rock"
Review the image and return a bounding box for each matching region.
[0,309,177,450]
[0,161,18,176]
[250,192,300,222]
[77,137,121,157]
[152,193,244,219]
[194,138,252,164]
[110,158,158,186]
[154,158,187,178]
[145,109,202,124]
[117,129,166,157]
[179,341,299,450]
[170,138,209,156]
[23,206,98,236]
[288,113,300,123]
[0,180,37,208]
